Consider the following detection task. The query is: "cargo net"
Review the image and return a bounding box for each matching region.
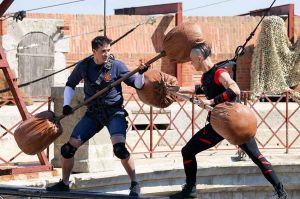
[250,16,300,99]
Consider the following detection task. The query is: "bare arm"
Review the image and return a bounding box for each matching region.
[205,72,241,106]
[218,72,241,96]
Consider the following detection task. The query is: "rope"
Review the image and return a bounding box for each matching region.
[3,0,238,51]
[1,0,88,21]
[231,0,277,62]
[25,0,87,12]
[183,0,235,13]
[3,17,155,52]
[230,0,277,81]
[0,17,156,94]
[0,0,264,93]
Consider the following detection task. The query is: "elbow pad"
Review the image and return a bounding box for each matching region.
[134,73,145,89]
[64,86,75,106]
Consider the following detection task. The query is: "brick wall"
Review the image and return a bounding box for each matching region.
[9,13,300,92]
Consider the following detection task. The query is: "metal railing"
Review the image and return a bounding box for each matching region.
[0,91,299,168]
[123,91,300,156]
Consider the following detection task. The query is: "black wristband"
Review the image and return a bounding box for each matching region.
[213,88,237,105]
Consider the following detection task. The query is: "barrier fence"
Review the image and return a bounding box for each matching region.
[123,91,300,155]
[0,91,299,168]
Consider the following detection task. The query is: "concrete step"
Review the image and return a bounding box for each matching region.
[68,162,300,198]
[0,184,168,199]
[142,184,300,199]
[2,153,300,198]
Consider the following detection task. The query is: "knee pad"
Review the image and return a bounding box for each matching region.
[113,143,130,160]
[61,142,77,159]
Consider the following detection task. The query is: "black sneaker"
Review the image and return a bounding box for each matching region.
[46,180,70,191]
[169,184,197,199]
[129,181,140,197]
[274,183,288,199]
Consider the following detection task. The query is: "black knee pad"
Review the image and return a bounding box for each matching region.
[61,142,77,159]
[113,143,130,160]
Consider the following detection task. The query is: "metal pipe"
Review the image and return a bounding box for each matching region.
[103,0,106,36]
[191,94,195,136]
[150,106,153,158]
[168,90,213,111]
[286,91,289,153]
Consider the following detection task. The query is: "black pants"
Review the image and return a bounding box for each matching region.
[181,123,280,188]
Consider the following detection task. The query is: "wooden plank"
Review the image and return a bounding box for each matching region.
[0,165,53,175]
[17,53,54,57]
[0,0,14,17]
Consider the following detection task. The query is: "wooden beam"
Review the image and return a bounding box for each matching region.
[0,0,14,17]
[115,3,181,15]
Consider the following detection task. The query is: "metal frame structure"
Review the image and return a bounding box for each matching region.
[115,3,183,86]
[121,91,300,157]
[239,4,295,42]
[0,0,52,175]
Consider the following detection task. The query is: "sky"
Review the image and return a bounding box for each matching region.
[5,0,300,16]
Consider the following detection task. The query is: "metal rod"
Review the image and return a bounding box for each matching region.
[104,0,106,37]
[191,94,195,136]
[150,106,153,158]
[286,91,289,154]
[168,90,213,111]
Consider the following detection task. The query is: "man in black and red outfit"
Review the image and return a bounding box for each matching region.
[169,43,287,199]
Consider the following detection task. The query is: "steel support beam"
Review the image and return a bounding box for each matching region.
[0,0,13,17]
[0,0,52,175]
[115,3,181,15]
[239,4,295,42]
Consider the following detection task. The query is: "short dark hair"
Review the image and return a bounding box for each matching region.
[192,42,211,59]
[92,36,112,50]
